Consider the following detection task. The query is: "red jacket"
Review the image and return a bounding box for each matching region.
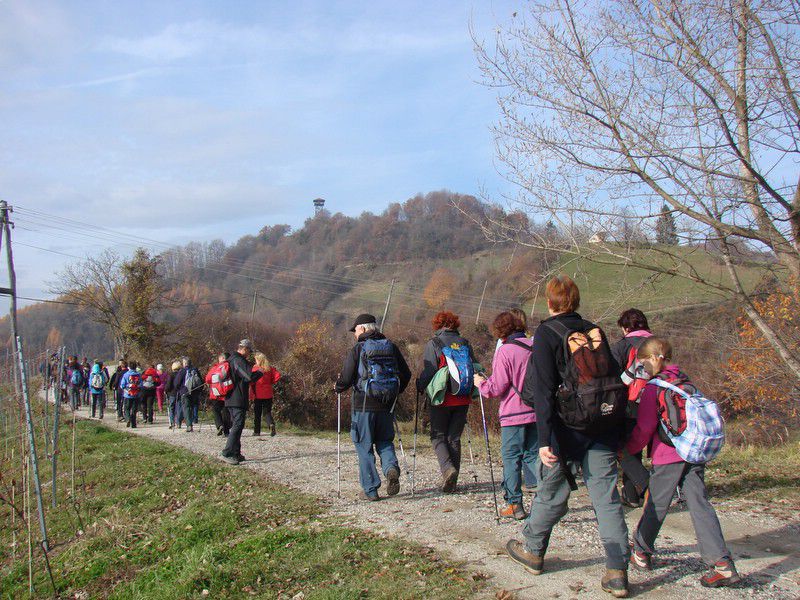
[141,368,160,389]
[249,366,281,400]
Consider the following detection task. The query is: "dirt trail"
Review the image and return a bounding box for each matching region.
[67,403,799,599]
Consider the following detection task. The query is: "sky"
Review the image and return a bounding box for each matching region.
[0,0,519,306]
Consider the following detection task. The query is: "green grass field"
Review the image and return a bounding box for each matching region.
[0,417,480,599]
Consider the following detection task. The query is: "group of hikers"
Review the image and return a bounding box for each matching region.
[42,273,737,598]
[332,274,737,598]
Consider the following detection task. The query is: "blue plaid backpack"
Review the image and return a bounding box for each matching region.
[648,376,725,464]
[356,338,401,410]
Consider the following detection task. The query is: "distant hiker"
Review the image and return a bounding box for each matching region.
[335,313,411,500]
[474,311,536,520]
[416,311,477,494]
[221,339,263,465]
[80,357,91,407]
[205,352,232,436]
[176,357,203,433]
[505,275,630,598]
[109,360,128,421]
[155,363,167,412]
[611,308,653,508]
[141,363,160,424]
[119,361,142,429]
[164,360,183,429]
[89,360,108,419]
[250,352,281,437]
[66,356,84,411]
[627,337,738,588]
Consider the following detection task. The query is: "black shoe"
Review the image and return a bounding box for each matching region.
[270,424,276,437]
[126,421,131,428]
[253,431,261,437]
[220,454,240,465]
[386,467,400,496]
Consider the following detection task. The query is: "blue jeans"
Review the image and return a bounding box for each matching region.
[501,424,538,504]
[522,442,630,569]
[350,410,399,496]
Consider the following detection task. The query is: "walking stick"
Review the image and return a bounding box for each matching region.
[336,393,341,498]
[412,390,420,497]
[464,415,479,484]
[478,390,501,524]
[391,403,411,477]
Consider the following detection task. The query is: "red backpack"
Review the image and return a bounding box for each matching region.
[621,336,650,402]
[208,361,234,399]
[125,372,142,397]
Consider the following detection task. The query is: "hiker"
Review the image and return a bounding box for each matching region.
[627,337,739,588]
[251,352,281,437]
[89,360,108,418]
[119,361,142,428]
[505,275,630,598]
[221,339,263,465]
[474,311,536,520]
[140,363,160,424]
[80,357,91,407]
[156,363,167,412]
[176,357,203,433]
[334,314,411,500]
[416,311,477,494]
[205,352,232,436]
[611,308,653,508]
[109,360,128,421]
[66,356,84,411]
[164,360,183,429]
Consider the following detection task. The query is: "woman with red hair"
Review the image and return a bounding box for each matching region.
[416,310,477,493]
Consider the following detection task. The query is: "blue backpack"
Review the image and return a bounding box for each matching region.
[357,338,400,410]
[70,368,84,387]
[435,337,474,396]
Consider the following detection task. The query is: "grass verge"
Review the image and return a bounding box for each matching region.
[1,418,480,599]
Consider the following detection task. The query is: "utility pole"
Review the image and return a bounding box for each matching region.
[52,346,65,508]
[475,280,489,325]
[0,201,49,551]
[249,289,258,337]
[380,279,395,333]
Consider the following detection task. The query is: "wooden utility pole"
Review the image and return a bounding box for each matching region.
[475,280,489,325]
[380,279,395,333]
[249,289,258,336]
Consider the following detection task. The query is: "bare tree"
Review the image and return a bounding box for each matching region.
[474,0,800,379]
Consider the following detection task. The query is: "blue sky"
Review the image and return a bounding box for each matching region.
[0,0,518,305]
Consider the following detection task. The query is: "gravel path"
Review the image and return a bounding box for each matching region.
[70,404,799,600]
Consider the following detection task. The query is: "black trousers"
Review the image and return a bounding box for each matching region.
[126,396,138,427]
[429,404,469,475]
[141,389,156,423]
[223,406,246,458]
[212,401,231,435]
[253,398,274,434]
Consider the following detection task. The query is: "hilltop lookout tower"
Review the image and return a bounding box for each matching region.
[313,198,325,215]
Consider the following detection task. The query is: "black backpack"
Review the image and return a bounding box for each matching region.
[545,320,627,435]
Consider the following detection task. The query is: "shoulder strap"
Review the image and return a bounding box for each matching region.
[647,378,693,400]
[506,339,533,353]
[543,320,570,338]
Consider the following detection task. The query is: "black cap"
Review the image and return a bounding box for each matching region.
[349,313,377,332]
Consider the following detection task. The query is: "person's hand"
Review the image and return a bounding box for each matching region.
[473,373,485,387]
[539,445,558,468]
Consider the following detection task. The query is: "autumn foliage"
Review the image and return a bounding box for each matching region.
[725,282,800,443]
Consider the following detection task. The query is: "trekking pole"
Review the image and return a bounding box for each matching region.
[411,391,420,497]
[464,416,479,484]
[391,409,411,477]
[336,393,341,498]
[478,390,501,524]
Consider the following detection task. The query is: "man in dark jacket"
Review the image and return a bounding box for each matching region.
[221,339,262,465]
[109,360,128,422]
[335,313,411,501]
[505,275,630,598]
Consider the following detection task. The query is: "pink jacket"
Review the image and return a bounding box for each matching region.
[478,336,536,427]
[626,364,683,465]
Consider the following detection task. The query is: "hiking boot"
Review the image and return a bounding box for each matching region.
[441,467,458,493]
[253,431,261,437]
[630,548,652,571]
[169,424,174,430]
[270,424,276,437]
[386,467,400,496]
[499,503,528,520]
[505,539,543,575]
[601,569,629,598]
[237,454,246,462]
[360,491,380,502]
[126,421,131,428]
[700,559,741,588]
[186,425,193,432]
[220,454,240,466]
[216,426,223,436]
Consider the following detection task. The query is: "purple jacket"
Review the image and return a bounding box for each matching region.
[626,364,683,465]
[478,335,536,427]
